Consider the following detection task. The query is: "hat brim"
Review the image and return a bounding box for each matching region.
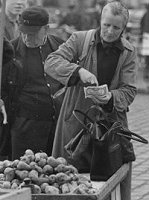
[19,24,42,33]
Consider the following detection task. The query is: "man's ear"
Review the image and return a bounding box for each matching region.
[45,24,50,32]
[120,24,127,37]
[120,29,124,36]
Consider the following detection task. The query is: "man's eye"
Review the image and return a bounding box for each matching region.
[104,24,110,27]
[114,26,120,30]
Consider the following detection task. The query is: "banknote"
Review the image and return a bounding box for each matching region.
[84,84,108,98]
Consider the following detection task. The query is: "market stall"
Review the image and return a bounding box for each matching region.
[31,163,129,200]
[0,162,129,200]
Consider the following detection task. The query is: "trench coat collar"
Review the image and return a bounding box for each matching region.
[94,28,124,51]
[90,28,133,52]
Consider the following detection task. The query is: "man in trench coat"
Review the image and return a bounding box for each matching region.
[45,1,138,200]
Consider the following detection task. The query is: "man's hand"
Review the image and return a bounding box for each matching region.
[91,92,112,105]
[78,68,98,86]
[0,99,7,124]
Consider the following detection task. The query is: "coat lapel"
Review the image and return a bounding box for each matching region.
[4,16,15,40]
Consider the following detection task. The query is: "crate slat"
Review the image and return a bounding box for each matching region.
[0,188,31,200]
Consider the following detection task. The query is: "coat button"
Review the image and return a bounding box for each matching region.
[9,81,13,84]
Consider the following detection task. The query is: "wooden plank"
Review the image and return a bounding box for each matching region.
[111,189,116,200]
[32,194,97,200]
[111,184,121,200]
[115,184,121,200]
[95,163,130,200]
[0,188,31,200]
[0,188,16,194]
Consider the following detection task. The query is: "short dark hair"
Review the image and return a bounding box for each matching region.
[101,0,129,28]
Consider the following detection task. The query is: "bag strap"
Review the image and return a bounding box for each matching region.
[73,109,94,124]
[107,121,148,144]
[73,110,93,131]
[52,30,95,99]
[84,105,110,124]
[79,29,95,61]
[73,109,148,144]
[118,126,148,144]
[73,108,109,133]
[117,132,148,144]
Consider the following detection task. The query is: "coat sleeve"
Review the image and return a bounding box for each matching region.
[111,46,138,112]
[45,31,85,86]
[48,34,65,51]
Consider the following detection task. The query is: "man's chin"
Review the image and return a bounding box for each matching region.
[103,38,115,43]
[25,43,38,48]
[101,35,117,43]
[13,8,25,15]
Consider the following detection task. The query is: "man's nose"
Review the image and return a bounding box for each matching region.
[108,26,114,34]
[16,0,26,5]
[24,34,34,39]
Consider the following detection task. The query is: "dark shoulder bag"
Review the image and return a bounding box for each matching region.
[64,105,148,181]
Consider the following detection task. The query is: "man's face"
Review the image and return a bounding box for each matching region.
[6,0,27,16]
[21,25,48,48]
[100,9,124,42]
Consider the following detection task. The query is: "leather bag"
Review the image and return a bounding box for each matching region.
[64,106,148,181]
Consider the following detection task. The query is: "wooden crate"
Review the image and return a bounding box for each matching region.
[0,188,31,200]
[32,163,130,200]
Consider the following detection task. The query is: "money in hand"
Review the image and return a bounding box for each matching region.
[84,84,108,99]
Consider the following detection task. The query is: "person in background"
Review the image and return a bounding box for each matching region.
[140,3,149,82]
[27,0,39,7]
[44,1,138,200]
[59,1,82,31]
[59,0,94,31]
[0,37,16,160]
[2,0,27,40]
[2,6,64,160]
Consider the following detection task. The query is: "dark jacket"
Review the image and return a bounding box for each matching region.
[0,35,64,156]
[10,34,64,119]
[1,37,15,116]
[0,38,15,157]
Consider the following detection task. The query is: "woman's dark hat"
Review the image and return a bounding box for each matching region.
[18,6,49,33]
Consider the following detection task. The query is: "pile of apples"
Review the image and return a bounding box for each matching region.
[0,149,98,194]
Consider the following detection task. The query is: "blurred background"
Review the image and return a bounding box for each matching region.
[27,0,149,89]
[22,0,149,54]
[1,0,149,90]
[1,0,148,50]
